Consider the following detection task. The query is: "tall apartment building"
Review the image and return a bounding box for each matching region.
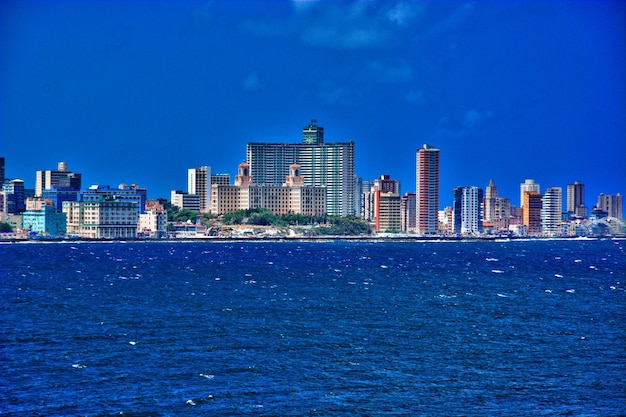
[375,191,402,232]
[35,161,81,197]
[453,186,483,235]
[63,199,138,239]
[520,179,540,208]
[415,144,440,235]
[542,187,563,236]
[523,191,543,235]
[566,181,587,218]
[362,175,400,224]
[211,162,326,216]
[246,121,354,216]
[400,192,416,232]
[188,166,211,213]
[1,179,25,214]
[597,193,623,219]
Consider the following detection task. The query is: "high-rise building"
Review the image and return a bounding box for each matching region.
[0,157,5,185]
[597,193,623,219]
[567,181,587,218]
[80,184,147,216]
[35,161,81,197]
[246,121,354,216]
[188,166,211,213]
[484,179,498,222]
[415,144,440,235]
[400,192,416,232]
[211,173,231,186]
[520,179,540,208]
[1,179,25,214]
[302,119,324,145]
[375,191,401,232]
[542,187,563,236]
[453,186,484,235]
[523,191,543,235]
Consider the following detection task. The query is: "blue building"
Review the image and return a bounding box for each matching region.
[22,205,67,236]
[42,187,80,211]
[80,184,147,216]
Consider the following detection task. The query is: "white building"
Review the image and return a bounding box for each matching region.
[63,199,138,239]
[542,187,562,236]
[520,179,540,208]
[188,166,211,213]
[138,209,168,238]
[171,190,201,212]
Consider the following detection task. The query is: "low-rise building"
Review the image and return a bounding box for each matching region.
[22,204,67,236]
[63,199,138,239]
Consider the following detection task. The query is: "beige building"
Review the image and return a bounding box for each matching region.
[63,199,138,239]
[211,163,326,216]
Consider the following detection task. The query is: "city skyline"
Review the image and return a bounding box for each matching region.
[2,0,624,208]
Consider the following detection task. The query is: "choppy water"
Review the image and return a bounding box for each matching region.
[1,239,625,416]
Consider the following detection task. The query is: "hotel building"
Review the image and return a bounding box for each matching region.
[63,199,138,239]
[246,120,355,217]
[415,144,440,235]
[211,162,326,216]
[520,179,540,208]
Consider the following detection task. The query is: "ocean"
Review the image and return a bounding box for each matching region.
[1,239,625,416]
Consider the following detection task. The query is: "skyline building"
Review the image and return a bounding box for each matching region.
[188,166,211,213]
[80,184,147,217]
[415,144,440,235]
[302,119,324,145]
[523,191,543,235]
[567,181,587,218]
[63,199,138,239]
[246,121,355,216]
[211,162,326,216]
[35,161,81,197]
[400,192,416,232]
[542,187,563,236]
[597,193,623,219]
[453,186,484,235]
[520,179,540,208]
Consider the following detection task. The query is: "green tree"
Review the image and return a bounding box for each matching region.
[0,222,13,233]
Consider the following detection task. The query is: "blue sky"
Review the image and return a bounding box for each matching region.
[2,0,624,210]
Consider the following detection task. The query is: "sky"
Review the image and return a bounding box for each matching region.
[1,0,625,211]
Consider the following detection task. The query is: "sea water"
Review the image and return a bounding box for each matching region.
[1,239,625,416]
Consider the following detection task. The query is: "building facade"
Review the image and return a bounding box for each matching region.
[188,166,211,213]
[567,181,587,218]
[453,186,484,235]
[22,204,67,236]
[80,184,147,216]
[415,144,440,235]
[246,121,355,217]
[63,199,138,239]
[35,161,81,197]
[542,187,563,236]
[520,179,540,208]
[597,193,623,219]
[523,191,543,235]
[171,190,201,212]
[211,163,326,216]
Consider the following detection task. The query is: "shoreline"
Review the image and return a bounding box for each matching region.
[1,235,623,244]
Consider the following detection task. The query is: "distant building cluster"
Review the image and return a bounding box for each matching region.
[0,120,624,239]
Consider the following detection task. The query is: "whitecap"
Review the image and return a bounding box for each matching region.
[544,289,553,293]
[491,269,504,274]
[566,289,576,293]
[199,373,215,379]
[589,266,598,270]
[485,258,498,262]
[555,274,564,278]
[129,341,137,345]
[574,259,582,263]
[380,265,388,269]
[497,293,508,298]
[72,363,87,369]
